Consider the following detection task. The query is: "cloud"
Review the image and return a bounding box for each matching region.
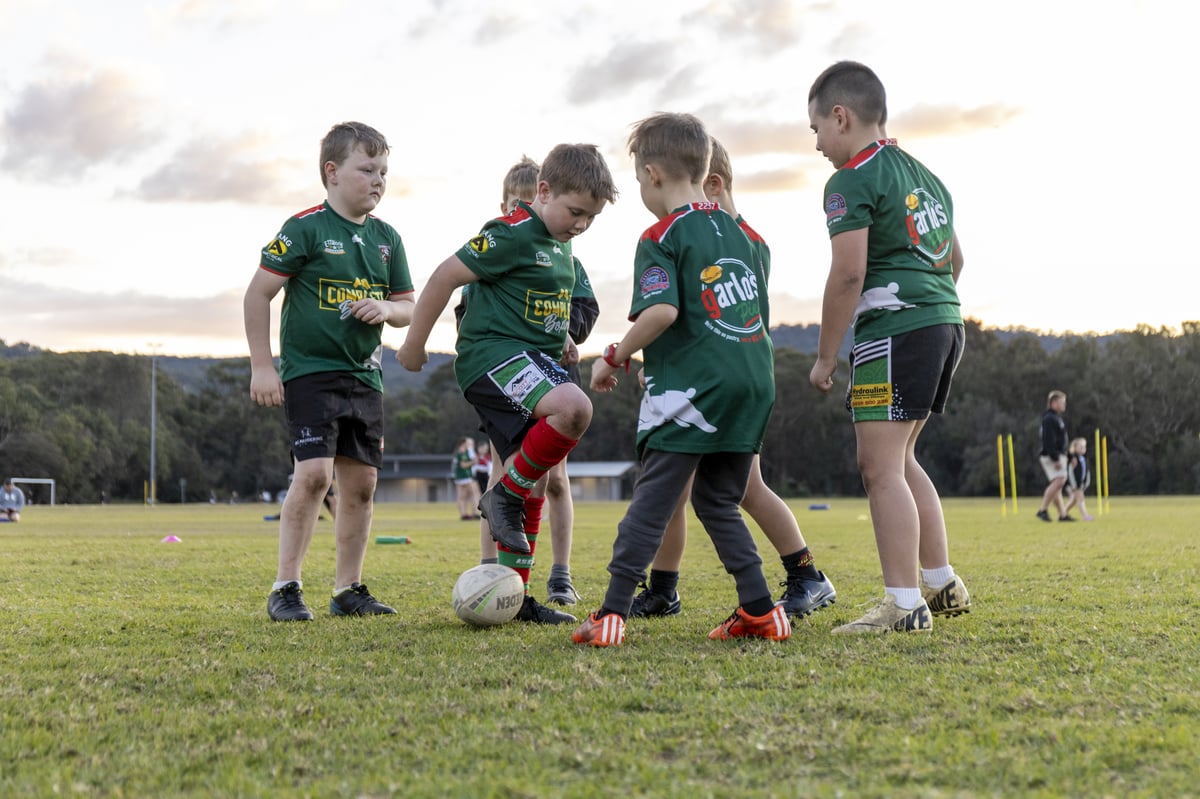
[565,41,676,104]
[127,136,309,205]
[892,103,1023,138]
[0,68,159,177]
[693,0,804,49]
[0,279,248,356]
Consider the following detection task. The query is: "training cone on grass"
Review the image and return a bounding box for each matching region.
[160,535,182,543]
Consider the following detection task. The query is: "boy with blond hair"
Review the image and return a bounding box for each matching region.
[245,121,414,621]
[629,136,836,621]
[573,113,789,647]
[807,61,970,633]
[398,144,617,625]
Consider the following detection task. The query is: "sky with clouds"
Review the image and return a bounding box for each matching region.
[0,0,1193,358]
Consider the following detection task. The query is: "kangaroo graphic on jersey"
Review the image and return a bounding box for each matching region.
[637,379,718,434]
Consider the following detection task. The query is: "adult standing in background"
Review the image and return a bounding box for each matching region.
[1,478,25,522]
[1036,390,1072,522]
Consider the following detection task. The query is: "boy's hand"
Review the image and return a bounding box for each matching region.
[249,367,284,407]
[396,341,427,372]
[342,298,387,325]
[561,337,579,366]
[590,358,618,392]
[809,356,837,394]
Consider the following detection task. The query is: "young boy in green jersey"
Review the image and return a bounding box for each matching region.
[397,144,617,625]
[629,136,837,623]
[462,156,598,608]
[245,121,415,622]
[573,113,790,647]
[806,61,971,633]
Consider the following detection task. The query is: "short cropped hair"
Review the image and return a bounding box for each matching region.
[1047,390,1067,405]
[808,61,888,127]
[319,121,389,187]
[502,156,540,204]
[708,136,733,187]
[538,144,618,204]
[627,112,711,184]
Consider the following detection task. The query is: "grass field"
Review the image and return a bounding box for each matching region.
[1,496,1198,798]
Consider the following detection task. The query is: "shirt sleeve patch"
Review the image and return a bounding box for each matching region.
[825,193,848,225]
[639,266,671,299]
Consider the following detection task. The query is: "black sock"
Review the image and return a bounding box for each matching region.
[596,606,625,620]
[781,548,821,581]
[743,596,776,617]
[648,569,679,596]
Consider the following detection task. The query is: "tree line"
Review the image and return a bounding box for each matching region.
[2,319,1198,504]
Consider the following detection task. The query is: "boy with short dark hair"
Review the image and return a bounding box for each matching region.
[806,61,970,633]
[573,112,790,647]
[630,135,837,622]
[245,121,414,622]
[398,143,617,625]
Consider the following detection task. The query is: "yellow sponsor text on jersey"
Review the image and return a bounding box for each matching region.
[321,278,384,310]
[525,289,571,333]
[850,383,892,408]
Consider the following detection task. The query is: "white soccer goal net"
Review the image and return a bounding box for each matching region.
[11,477,56,506]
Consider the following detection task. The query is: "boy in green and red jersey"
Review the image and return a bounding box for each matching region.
[807,61,971,634]
[398,143,617,625]
[630,136,837,623]
[245,121,414,622]
[574,112,790,647]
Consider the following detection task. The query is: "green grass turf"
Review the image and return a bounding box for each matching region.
[1,496,1197,798]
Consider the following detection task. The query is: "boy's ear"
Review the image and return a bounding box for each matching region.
[536,179,553,203]
[832,104,853,133]
[643,161,664,187]
[323,159,339,184]
[704,172,725,198]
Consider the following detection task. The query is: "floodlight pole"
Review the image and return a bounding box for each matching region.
[149,343,160,506]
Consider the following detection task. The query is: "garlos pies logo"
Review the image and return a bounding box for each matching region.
[698,258,764,340]
[904,188,953,267]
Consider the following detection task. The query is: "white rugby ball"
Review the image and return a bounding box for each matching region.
[452,564,525,627]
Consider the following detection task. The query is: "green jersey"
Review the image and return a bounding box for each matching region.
[261,201,412,391]
[735,215,771,330]
[823,139,961,343]
[631,202,774,456]
[453,201,575,390]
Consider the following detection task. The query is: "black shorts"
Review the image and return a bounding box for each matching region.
[463,350,572,462]
[284,372,384,467]
[846,324,964,422]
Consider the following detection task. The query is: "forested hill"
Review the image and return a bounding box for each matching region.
[2,321,1197,503]
[0,324,1104,396]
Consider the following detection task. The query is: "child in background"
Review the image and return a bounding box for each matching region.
[1063,437,1095,521]
[398,144,617,625]
[629,136,836,622]
[807,61,970,633]
[245,121,414,621]
[452,437,480,520]
[574,112,789,647]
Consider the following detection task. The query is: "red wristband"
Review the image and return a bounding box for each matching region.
[603,343,630,372]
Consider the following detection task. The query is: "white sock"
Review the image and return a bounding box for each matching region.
[272,580,300,591]
[921,565,956,588]
[886,587,923,610]
[332,585,355,596]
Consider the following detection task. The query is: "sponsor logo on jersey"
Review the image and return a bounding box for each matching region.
[323,239,346,255]
[825,193,847,224]
[320,277,386,312]
[699,258,765,342]
[639,266,671,298]
[264,234,291,263]
[468,233,495,255]
[535,251,553,267]
[904,188,953,267]
[526,289,571,334]
[378,244,391,266]
[352,234,364,246]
